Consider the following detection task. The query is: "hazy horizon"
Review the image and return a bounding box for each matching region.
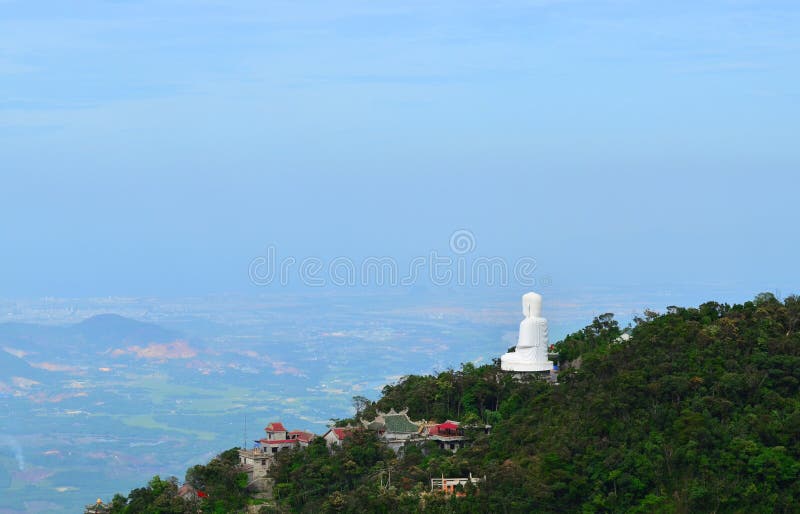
[2,1,799,299]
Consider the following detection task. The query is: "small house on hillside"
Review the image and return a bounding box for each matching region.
[425,420,467,452]
[322,426,355,447]
[176,484,207,501]
[239,421,316,483]
[257,422,295,454]
[430,473,484,496]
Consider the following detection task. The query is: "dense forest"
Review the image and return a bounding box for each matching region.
[100,449,250,513]
[104,293,800,513]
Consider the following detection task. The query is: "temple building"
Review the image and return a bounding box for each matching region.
[239,421,315,483]
[424,420,466,452]
[84,499,110,514]
[363,408,423,453]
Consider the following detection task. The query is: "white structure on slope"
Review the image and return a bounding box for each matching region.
[500,292,553,372]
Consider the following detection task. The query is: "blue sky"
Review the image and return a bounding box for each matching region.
[1,1,798,298]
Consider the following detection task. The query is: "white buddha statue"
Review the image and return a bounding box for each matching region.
[500,292,553,372]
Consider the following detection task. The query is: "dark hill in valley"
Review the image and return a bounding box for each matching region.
[0,314,179,358]
[69,313,178,350]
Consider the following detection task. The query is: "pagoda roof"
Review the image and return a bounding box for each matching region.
[429,421,462,436]
[436,421,460,431]
[370,408,420,433]
[265,422,287,432]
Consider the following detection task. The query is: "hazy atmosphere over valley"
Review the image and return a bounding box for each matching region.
[1,1,798,512]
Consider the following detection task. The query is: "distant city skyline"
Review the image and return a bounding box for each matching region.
[1,1,798,298]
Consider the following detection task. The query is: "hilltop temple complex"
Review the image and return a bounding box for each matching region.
[236,292,551,486]
[234,292,555,494]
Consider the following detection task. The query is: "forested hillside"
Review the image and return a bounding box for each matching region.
[269,293,800,513]
[104,293,800,513]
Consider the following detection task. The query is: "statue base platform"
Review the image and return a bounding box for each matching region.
[500,354,552,372]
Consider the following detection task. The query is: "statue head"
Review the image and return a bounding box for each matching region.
[522,292,543,318]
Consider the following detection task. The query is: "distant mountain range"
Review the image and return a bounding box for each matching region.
[0,314,179,358]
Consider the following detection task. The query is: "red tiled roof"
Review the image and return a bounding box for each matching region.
[429,421,461,436]
[258,438,296,444]
[177,484,207,499]
[289,430,314,442]
[177,484,195,497]
[265,422,287,432]
[329,427,353,440]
